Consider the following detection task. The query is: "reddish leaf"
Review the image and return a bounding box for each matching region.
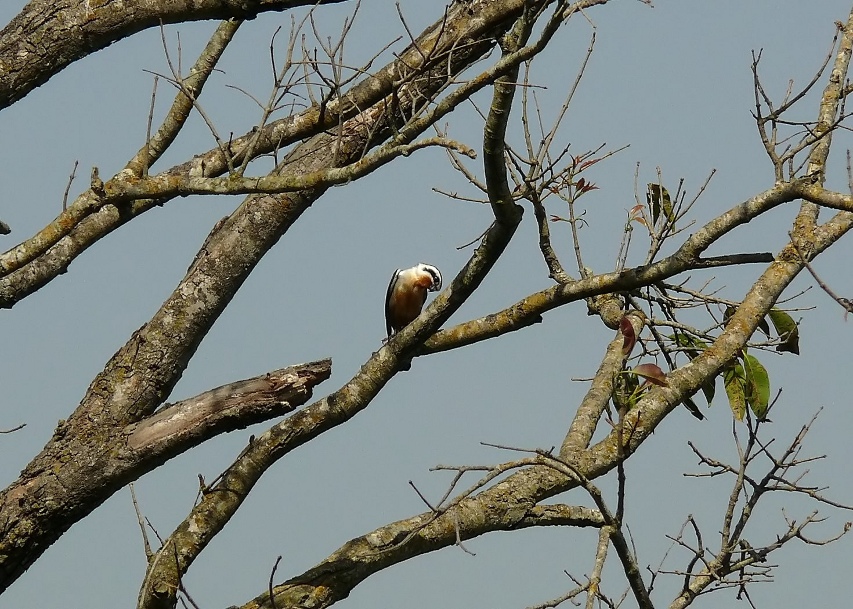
[578,157,602,171]
[633,363,668,386]
[628,204,648,229]
[620,316,637,356]
[576,178,586,190]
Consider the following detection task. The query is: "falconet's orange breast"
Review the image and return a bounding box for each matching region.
[388,285,427,331]
[413,273,435,289]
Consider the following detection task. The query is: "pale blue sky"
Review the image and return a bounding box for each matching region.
[1,1,852,607]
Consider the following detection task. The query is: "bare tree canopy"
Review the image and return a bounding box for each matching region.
[1,1,852,608]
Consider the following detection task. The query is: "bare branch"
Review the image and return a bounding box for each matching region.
[0,0,350,109]
[126,361,333,455]
[129,483,155,561]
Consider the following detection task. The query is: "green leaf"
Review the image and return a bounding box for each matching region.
[662,191,674,225]
[647,183,675,227]
[672,331,707,360]
[742,354,770,419]
[622,370,641,394]
[767,308,800,355]
[700,378,716,405]
[619,372,642,409]
[724,364,746,421]
[724,306,793,352]
[723,305,736,328]
[670,332,714,408]
[681,396,705,420]
[647,184,660,225]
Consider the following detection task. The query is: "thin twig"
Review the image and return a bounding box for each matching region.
[62,160,79,211]
[129,483,154,560]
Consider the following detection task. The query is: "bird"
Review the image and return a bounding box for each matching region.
[385,263,442,337]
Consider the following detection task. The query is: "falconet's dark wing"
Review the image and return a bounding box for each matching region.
[385,268,402,337]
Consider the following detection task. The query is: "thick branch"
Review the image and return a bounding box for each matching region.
[483,11,529,221]
[245,177,853,609]
[0,0,539,307]
[560,313,639,456]
[0,0,508,582]
[125,360,332,456]
[100,138,475,202]
[245,503,603,609]
[134,2,558,606]
[420,177,836,356]
[806,9,853,178]
[0,0,349,109]
[794,7,853,235]
[0,18,241,289]
[0,358,330,590]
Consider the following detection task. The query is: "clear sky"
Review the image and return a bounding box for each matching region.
[1,1,852,608]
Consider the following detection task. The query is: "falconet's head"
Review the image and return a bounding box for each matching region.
[415,263,442,291]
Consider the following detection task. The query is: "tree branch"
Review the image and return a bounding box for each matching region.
[793,7,853,238]
[0,0,349,109]
[0,18,241,284]
[419,177,848,357]
[0,360,329,591]
[0,0,544,307]
[133,4,579,605]
[125,360,332,456]
[246,502,604,609]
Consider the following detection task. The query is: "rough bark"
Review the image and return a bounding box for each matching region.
[135,6,538,604]
[0,0,538,593]
[0,0,350,109]
[2,2,852,608]
[125,360,333,455]
[0,360,331,590]
[0,0,537,308]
